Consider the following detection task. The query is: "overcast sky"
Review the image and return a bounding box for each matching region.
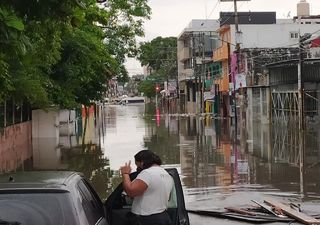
[125,0,320,75]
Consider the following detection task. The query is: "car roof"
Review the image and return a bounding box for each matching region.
[0,171,83,192]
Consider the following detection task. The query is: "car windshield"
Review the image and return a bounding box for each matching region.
[0,192,78,225]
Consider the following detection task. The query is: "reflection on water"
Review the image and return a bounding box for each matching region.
[2,103,320,224]
[103,105,146,170]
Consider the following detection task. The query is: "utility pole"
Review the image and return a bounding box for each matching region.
[298,32,311,195]
[201,32,205,114]
[219,0,243,182]
[233,0,240,129]
[298,33,304,194]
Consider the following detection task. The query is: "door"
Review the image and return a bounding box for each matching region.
[78,179,109,225]
[104,168,190,225]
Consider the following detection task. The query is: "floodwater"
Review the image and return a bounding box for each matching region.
[102,103,320,224]
[5,103,320,224]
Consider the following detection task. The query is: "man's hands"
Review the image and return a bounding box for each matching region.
[120,160,147,197]
[120,160,132,175]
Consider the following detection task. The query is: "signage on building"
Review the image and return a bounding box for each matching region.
[237,160,249,175]
[229,83,234,92]
[235,73,246,90]
[168,80,177,93]
[204,92,215,101]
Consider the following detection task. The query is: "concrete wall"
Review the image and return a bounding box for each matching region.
[32,109,69,170]
[0,122,32,172]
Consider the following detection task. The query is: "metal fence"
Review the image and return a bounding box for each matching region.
[0,99,32,129]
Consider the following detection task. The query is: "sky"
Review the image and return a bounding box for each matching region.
[125,0,320,75]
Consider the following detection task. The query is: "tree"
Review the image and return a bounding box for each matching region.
[138,79,156,98]
[136,37,177,98]
[0,0,151,108]
[137,73,165,98]
[137,36,177,79]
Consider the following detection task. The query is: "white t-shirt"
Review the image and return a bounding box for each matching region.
[131,166,174,216]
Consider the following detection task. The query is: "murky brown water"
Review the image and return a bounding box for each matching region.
[4,103,320,224]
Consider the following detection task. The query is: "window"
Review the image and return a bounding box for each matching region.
[306,22,311,24]
[0,193,78,225]
[183,59,193,69]
[290,32,299,39]
[167,184,177,208]
[78,180,104,224]
[183,39,189,47]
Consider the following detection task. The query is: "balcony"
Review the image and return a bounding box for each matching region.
[213,44,229,62]
[178,68,194,81]
[178,47,190,62]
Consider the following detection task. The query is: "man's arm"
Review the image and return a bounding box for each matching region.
[122,174,147,197]
[120,161,148,197]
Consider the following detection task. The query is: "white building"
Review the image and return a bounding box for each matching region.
[229,23,320,52]
[177,20,220,82]
[177,20,220,113]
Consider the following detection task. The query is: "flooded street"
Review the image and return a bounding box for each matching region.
[3,1,320,224]
[100,104,320,224]
[4,103,320,224]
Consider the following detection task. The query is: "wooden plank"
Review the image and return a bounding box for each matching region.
[187,209,294,223]
[251,200,287,218]
[225,207,257,216]
[264,198,320,225]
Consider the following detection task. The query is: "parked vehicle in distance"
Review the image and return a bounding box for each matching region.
[119,96,145,105]
[0,169,189,225]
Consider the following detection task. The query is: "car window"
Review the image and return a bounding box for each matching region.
[0,193,78,225]
[167,184,178,208]
[78,180,105,224]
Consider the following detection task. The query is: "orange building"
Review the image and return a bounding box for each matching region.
[213,25,231,117]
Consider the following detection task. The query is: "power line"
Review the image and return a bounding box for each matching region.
[219,1,246,27]
[207,0,220,19]
[270,29,320,49]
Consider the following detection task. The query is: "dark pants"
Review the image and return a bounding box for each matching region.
[128,211,172,225]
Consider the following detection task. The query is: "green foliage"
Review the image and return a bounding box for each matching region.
[136,37,177,97]
[137,73,165,98]
[138,79,156,98]
[137,36,177,79]
[0,0,150,107]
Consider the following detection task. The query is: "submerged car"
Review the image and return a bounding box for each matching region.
[0,169,190,225]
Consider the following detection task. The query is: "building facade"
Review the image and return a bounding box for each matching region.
[177,20,220,113]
